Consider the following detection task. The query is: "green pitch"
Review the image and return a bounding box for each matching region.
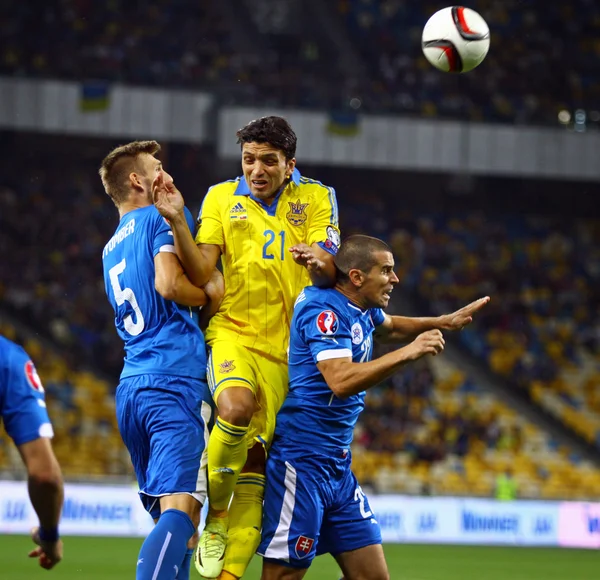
[2,535,598,580]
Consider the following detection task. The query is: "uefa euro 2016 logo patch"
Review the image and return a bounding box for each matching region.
[286,199,309,226]
[218,359,236,374]
[24,360,44,392]
[316,310,339,335]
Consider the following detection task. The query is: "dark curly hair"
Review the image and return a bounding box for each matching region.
[236,116,297,160]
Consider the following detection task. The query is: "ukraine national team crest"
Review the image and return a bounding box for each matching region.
[218,359,236,374]
[24,360,44,392]
[294,535,315,559]
[286,199,309,226]
[316,310,339,335]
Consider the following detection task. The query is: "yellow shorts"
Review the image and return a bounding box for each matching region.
[207,341,288,449]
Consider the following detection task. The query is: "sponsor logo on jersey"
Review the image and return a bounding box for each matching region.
[294,535,315,559]
[351,322,364,345]
[316,310,339,335]
[218,359,236,374]
[286,199,309,226]
[230,202,248,221]
[24,360,44,392]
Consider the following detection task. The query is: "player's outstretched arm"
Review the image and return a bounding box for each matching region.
[375,296,490,343]
[18,438,64,569]
[318,329,445,398]
[155,252,208,307]
[152,171,219,287]
[290,243,337,288]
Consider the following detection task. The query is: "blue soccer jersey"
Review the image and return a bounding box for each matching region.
[259,286,385,567]
[0,336,53,446]
[102,205,211,513]
[273,286,385,452]
[102,206,206,380]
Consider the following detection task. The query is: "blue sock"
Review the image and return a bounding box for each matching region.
[175,548,194,580]
[136,509,195,580]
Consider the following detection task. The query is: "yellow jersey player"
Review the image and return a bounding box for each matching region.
[153,116,340,580]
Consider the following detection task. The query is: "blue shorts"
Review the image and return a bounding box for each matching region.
[258,449,382,568]
[116,374,212,519]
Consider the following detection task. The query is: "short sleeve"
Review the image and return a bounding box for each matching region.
[307,188,340,256]
[370,308,386,327]
[298,303,353,364]
[152,212,177,257]
[196,187,225,246]
[3,354,53,446]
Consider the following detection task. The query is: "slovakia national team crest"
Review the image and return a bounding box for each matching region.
[24,360,44,392]
[316,310,339,335]
[294,535,315,559]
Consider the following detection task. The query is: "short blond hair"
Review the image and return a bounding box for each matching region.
[99,140,160,206]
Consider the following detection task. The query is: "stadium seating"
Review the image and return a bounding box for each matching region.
[393,213,600,452]
[352,351,600,500]
[339,0,600,124]
[2,0,599,124]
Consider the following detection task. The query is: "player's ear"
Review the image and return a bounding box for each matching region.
[129,171,143,191]
[286,158,296,177]
[348,268,364,288]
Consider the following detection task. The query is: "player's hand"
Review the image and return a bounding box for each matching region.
[290,243,326,274]
[29,527,63,570]
[407,329,445,360]
[439,296,490,331]
[153,171,185,222]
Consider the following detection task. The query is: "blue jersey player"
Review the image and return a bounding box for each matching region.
[258,235,489,580]
[100,141,222,580]
[0,335,64,570]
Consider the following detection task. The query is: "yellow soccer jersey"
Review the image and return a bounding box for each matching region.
[196,168,340,361]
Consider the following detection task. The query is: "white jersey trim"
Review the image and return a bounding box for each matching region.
[261,461,298,561]
[158,244,176,254]
[316,348,352,361]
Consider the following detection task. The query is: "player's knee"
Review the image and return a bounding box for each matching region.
[217,389,255,426]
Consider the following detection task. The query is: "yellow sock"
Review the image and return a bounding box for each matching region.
[222,473,265,579]
[208,417,249,512]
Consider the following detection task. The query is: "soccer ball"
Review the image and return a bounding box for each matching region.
[422,6,490,73]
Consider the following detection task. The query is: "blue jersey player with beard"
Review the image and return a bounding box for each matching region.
[258,235,489,580]
[100,141,222,580]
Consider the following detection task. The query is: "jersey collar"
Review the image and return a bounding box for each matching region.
[234,168,301,216]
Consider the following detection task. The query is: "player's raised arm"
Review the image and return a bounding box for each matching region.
[291,185,341,288]
[154,251,208,307]
[153,171,219,287]
[374,296,490,343]
[318,330,444,399]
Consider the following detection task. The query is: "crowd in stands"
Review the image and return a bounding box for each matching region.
[2,0,600,124]
[340,0,600,124]
[0,158,123,378]
[353,349,600,499]
[387,212,600,451]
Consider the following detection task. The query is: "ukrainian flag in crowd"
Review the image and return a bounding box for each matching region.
[80,81,110,112]
[326,110,360,137]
